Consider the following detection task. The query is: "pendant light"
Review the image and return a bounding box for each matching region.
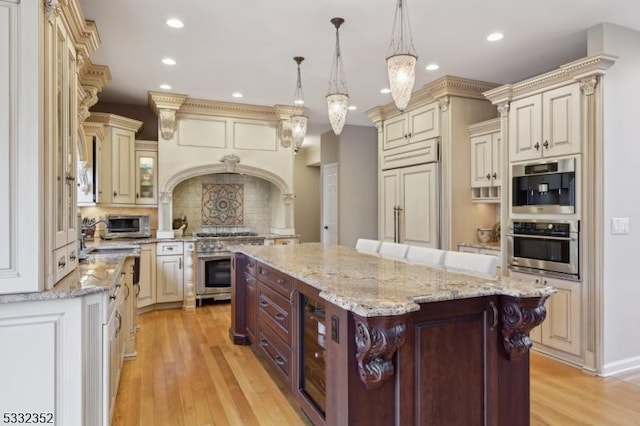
[327,17,349,135]
[291,56,308,153]
[387,0,417,112]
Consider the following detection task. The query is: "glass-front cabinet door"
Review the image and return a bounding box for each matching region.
[135,150,157,205]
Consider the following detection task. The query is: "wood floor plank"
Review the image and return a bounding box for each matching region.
[112,303,640,425]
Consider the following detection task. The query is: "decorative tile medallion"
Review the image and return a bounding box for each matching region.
[202,184,244,225]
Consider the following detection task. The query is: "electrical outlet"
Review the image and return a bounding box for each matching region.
[611,218,630,235]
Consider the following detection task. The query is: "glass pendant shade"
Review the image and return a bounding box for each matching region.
[387,0,417,111]
[326,93,348,135]
[387,54,417,111]
[292,115,307,153]
[327,17,349,135]
[291,56,308,152]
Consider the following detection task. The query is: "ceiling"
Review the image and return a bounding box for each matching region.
[79,0,640,133]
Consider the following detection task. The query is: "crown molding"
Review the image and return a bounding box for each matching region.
[82,122,108,142]
[484,54,618,104]
[79,60,111,91]
[148,91,188,115]
[87,112,143,133]
[55,0,101,58]
[467,117,501,135]
[366,75,499,123]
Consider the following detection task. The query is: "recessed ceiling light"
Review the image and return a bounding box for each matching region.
[426,63,439,71]
[161,57,176,65]
[348,105,357,111]
[159,84,172,90]
[294,100,304,106]
[166,18,184,29]
[487,32,504,42]
[380,88,391,94]
[232,92,243,98]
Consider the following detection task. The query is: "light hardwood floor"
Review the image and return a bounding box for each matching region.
[113,303,640,426]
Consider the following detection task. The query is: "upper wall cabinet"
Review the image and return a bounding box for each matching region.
[86,113,143,206]
[381,102,439,170]
[468,118,501,202]
[135,140,158,205]
[509,83,581,162]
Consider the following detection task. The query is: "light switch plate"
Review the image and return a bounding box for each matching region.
[611,218,630,235]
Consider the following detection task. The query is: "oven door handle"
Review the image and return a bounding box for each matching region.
[506,233,576,241]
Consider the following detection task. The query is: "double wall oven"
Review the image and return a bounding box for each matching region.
[509,157,580,280]
[195,232,263,304]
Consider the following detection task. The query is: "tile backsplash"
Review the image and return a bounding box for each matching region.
[172,173,273,235]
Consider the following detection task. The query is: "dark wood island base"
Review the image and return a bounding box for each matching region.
[229,247,551,425]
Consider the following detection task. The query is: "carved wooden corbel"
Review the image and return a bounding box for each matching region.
[438,96,450,112]
[220,154,240,173]
[353,314,407,390]
[280,120,292,148]
[499,295,549,360]
[497,102,510,117]
[579,77,599,96]
[159,108,177,140]
[78,87,98,124]
[44,0,60,21]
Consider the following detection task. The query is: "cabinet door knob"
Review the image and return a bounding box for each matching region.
[486,173,491,180]
[534,142,540,151]
[136,193,140,199]
[113,191,118,197]
[543,140,549,148]
[492,172,498,179]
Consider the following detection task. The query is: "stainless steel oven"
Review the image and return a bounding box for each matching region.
[512,158,576,214]
[196,252,233,302]
[508,219,579,279]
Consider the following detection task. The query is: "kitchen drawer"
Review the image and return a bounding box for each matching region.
[245,257,258,277]
[480,248,502,266]
[257,322,292,388]
[257,262,292,297]
[157,241,183,255]
[257,282,292,345]
[274,237,298,245]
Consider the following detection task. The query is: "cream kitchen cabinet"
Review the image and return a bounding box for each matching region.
[509,83,581,162]
[137,243,157,308]
[510,271,581,357]
[381,163,439,248]
[135,144,158,205]
[88,113,143,205]
[0,0,88,292]
[156,242,184,303]
[458,244,502,267]
[381,102,440,170]
[468,118,501,202]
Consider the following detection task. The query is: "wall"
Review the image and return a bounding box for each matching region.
[338,125,378,247]
[91,102,158,141]
[171,173,274,235]
[588,23,640,373]
[294,145,321,242]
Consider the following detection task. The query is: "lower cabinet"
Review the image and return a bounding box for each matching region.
[510,271,581,357]
[156,254,184,303]
[137,243,157,307]
[458,244,502,268]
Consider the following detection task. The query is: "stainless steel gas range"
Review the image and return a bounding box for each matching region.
[194,231,263,304]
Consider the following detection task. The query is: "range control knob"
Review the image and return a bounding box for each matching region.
[548,223,553,230]
[215,241,224,250]
[200,243,209,251]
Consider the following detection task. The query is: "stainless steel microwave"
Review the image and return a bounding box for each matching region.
[104,214,150,239]
[512,158,576,214]
[508,219,579,279]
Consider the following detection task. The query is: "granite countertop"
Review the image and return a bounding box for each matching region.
[0,248,139,304]
[231,243,555,317]
[458,241,501,250]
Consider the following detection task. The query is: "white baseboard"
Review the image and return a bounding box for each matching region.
[601,355,640,377]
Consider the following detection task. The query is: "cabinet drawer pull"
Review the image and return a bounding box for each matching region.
[259,339,269,348]
[489,301,498,330]
[259,300,269,308]
[260,269,268,276]
[314,351,325,359]
[274,355,286,366]
[165,246,174,251]
[247,261,254,268]
[135,283,140,297]
[124,283,130,300]
[276,278,284,285]
[274,313,285,321]
[115,311,122,337]
[69,253,76,261]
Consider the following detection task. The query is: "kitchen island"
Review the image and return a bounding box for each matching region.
[229,243,554,425]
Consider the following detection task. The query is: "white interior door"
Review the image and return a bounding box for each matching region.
[322,163,338,245]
